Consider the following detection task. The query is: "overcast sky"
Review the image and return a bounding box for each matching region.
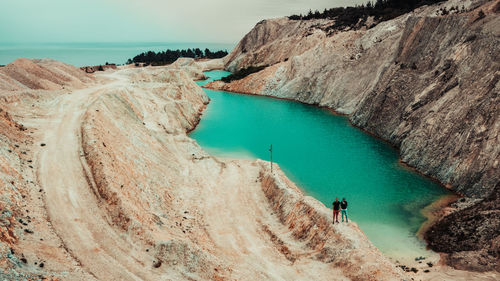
[0,0,366,44]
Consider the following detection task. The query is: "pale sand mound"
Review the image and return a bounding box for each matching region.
[169,57,224,80]
[1,58,405,280]
[0,58,93,91]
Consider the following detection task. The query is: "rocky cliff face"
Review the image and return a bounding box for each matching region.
[208,0,500,272]
[225,18,334,73]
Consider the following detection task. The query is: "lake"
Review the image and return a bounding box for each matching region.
[190,70,451,260]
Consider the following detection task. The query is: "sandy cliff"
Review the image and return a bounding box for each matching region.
[0,58,407,280]
[206,0,500,272]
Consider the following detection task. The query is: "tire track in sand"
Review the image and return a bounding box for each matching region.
[37,74,158,280]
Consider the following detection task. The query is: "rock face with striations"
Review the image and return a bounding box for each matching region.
[208,0,500,272]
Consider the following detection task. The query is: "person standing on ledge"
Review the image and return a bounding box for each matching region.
[332,198,340,224]
[341,198,348,223]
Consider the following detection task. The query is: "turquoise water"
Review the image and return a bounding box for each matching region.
[0,42,234,67]
[190,70,450,259]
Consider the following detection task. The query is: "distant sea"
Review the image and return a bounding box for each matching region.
[0,42,235,67]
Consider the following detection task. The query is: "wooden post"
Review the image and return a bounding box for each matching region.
[269,144,273,173]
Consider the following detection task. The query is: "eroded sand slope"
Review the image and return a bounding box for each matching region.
[0,58,409,280]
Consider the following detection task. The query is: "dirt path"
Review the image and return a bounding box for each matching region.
[35,72,158,280]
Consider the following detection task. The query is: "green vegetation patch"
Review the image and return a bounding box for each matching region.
[127,48,228,66]
[289,0,446,31]
[221,65,268,83]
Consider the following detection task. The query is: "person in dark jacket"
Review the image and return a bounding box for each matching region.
[341,198,348,223]
[332,198,340,223]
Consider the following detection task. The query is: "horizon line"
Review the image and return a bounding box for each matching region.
[0,41,238,46]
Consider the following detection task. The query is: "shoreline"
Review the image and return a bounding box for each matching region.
[185,103,209,134]
[418,193,459,241]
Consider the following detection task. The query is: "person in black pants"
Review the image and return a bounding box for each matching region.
[332,198,340,223]
[341,198,348,223]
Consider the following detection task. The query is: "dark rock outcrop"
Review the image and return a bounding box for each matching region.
[425,184,499,271]
[80,64,117,73]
